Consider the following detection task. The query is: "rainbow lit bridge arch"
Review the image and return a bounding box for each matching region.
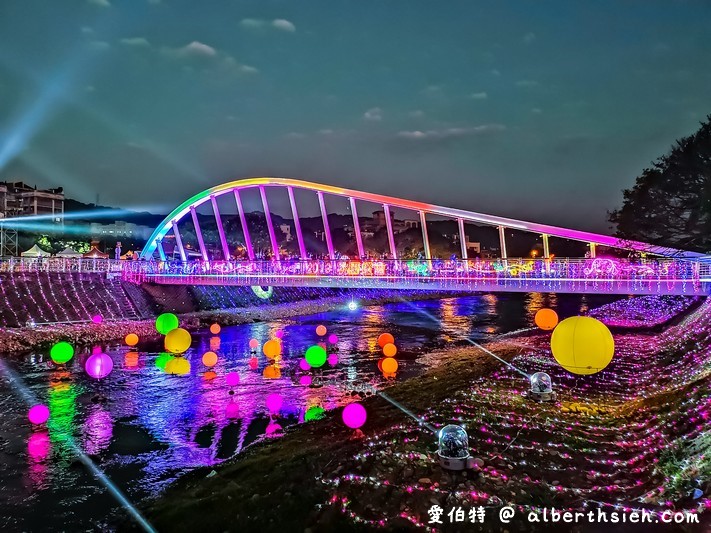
[140,177,702,262]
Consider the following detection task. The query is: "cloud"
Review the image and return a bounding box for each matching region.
[285,132,305,139]
[516,79,539,88]
[469,91,488,100]
[87,0,110,6]
[88,40,110,51]
[396,124,505,141]
[240,18,296,32]
[238,64,259,74]
[523,32,536,45]
[491,69,501,76]
[174,41,217,57]
[531,107,543,114]
[81,26,94,34]
[120,37,151,47]
[363,107,383,121]
[421,84,443,97]
[409,110,424,118]
[272,19,296,32]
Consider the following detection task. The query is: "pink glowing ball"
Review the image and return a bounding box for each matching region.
[248,338,259,349]
[328,334,338,344]
[342,402,367,429]
[328,354,338,366]
[226,372,240,387]
[91,314,103,324]
[225,402,239,419]
[299,358,311,371]
[266,393,283,413]
[299,375,312,386]
[85,353,113,379]
[28,432,51,461]
[266,421,282,436]
[248,357,259,370]
[275,329,285,339]
[28,404,50,425]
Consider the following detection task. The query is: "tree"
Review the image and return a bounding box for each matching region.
[609,115,711,252]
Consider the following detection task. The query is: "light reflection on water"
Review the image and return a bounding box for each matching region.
[0,292,616,530]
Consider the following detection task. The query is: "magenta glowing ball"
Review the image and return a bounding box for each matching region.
[28,404,50,425]
[327,334,338,344]
[328,354,338,366]
[299,375,312,386]
[85,353,113,379]
[342,402,367,429]
[299,358,311,371]
[266,421,282,436]
[248,357,259,370]
[91,314,103,324]
[225,402,239,419]
[28,431,50,461]
[266,393,283,413]
[275,329,285,339]
[248,338,259,349]
[226,372,240,387]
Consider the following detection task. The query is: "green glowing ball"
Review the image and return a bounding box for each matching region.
[155,313,179,335]
[305,406,326,422]
[50,342,74,364]
[155,352,172,371]
[304,345,327,368]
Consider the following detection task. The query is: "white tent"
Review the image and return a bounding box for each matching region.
[21,244,51,258]
[56,247,82,258]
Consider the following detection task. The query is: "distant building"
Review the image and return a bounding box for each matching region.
[90,221,153,240]
[0,181,64,222]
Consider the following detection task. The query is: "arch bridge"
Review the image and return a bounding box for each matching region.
[126,178,710,295]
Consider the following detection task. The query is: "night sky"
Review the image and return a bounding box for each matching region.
[0,0,709,231]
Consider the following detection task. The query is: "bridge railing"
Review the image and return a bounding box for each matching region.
[0,257,125,274]
[120,257,708,285]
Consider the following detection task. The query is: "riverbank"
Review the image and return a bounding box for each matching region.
[0,290,464,356]
[134,297,711,532]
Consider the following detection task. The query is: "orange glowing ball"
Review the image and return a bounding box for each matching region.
[210,337,221,350]
[124,351,139,368]
[382,357,398,374]
[202,351,218,367]
[316,325,327,336]
[377,333,395,348]
[382,343,397,357]
[203,371,217,381]
[263,365,281,379]
[124,333,139,347]
[535,308,559,331]
[209,323,221,335]
[263,339,282,359]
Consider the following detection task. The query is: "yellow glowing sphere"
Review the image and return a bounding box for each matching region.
[382,357,398,374]
[202,351,218,367]
[550,316,615,375]
[165,356,191,375]
[125,333,139,347]
[382,343,397,357]
[263,339,282,359]
[534,308,559,331]
[164,328,192,354]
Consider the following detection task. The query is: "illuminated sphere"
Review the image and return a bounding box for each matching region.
[263,339,281,359]
[248,338,259,349]
[50,341,74,364]
[155,352,172,370]
[202,351,218,367]
[124,333,139,347]
[305,345,327,368]
[305,405,325,421]
[164,328,192,354]
[124,351,139,369]
[438,424,469,459]
[155,313,179,335]
[327,334,338,344]
[226,372,240,387]
[342,402,367,429]
[383,343,397,357]
[377,333,395,348]
[299,375,312,386]
[327,354,338,366]
[266,393,283,413]
[316,325,327,336]
[85,353,114,379]
[91,314,103,324]
[530,372,553,394]
[550,316,614,375]
[299,358,311,371]
[209,323,221,335]
[248,357,259,370]
[28,404,50,425]
[382,357,398,374]
[535,308,559,331]
[165,357,190,375]
[348,301,358,311]
[263,365,281,379]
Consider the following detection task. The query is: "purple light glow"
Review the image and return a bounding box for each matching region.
[85,353,113,379]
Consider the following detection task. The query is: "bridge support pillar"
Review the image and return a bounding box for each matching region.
[190,206,209,261]
[259,186,280,260]
[457,218,468,260]
[287,186,307,259]
[498,226,508,260]
[156,240,167,261]
[589,243,597,258]
[172,222,187,262]
[419,211,431,260]
[317,191,335,260]
[542,234,550,259]
[211,196,231,261]
[383,204,397,259]
[350,197,365,259]
[234,189,254,261]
